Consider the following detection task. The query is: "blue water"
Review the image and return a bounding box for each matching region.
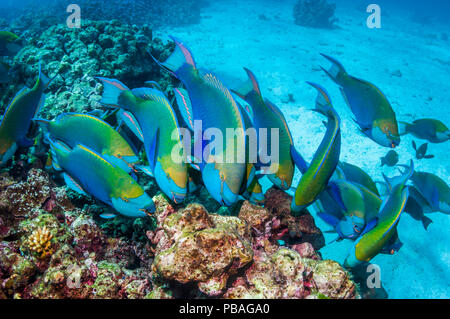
[1,0,449,299]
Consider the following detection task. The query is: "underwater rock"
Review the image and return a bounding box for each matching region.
[264,187,325,250]
[152,203,253,296]
[293,0,337,29]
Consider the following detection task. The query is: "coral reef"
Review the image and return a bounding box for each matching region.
[293,0,337,29]
[0,170,357,299]
[0,20,176,119]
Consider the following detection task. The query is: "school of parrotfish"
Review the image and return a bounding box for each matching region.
[1,32,449,269]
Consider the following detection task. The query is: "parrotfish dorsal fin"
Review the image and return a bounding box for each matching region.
[173,87,194,130]
[201,72,235,104]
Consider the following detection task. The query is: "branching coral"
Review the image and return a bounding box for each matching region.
[293,0,337,29]
[26,226,54,259]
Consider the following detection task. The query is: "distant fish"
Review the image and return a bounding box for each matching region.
[0,31,23,56]
[291,82,341,215]
[320,53,400,148]
[380,150,399,167]
[412,140,434,160]
[399,118,450,143]
[97,77,188,204]
[0,62,53,166]
[35,113,139,173]
[0,61,10,83]
[404,186,433,230]
[335,161,380,196]
[49,139,154,219]
[152,36,246,206]
[344,160,414,268]
[409,170,450,214]
[231,68,295,190]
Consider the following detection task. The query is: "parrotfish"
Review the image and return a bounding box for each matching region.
[35,113,139,173]
[335,161,380,196]
[231,68,295,190]
[49,139,155,218]
[321,53,400,148]
[318,180,367,240]
[344,160,414,268]
[399,118,450,143]
[152,36,246,206]
[0,31,23,56]
[97,77,188,204]
[0,62,53,166]
[409,170,450,214]
[412,141,434,160]
[0,61,10,83]
[380,150,399,167]
[291,82,341,215]
[404,186,433,230]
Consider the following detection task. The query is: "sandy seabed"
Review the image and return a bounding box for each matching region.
[154,0,450,298]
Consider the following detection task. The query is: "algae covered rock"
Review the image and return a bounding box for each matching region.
[152,203,253,296]
[293,0,337,29]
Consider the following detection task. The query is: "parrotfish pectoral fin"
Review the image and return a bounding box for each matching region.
[96,77,131,109]
[145,127,160,174]
[431,187,440,210]
[317,212,340,227]
[173,87,194,130]
[360,218,378,236]
[63,173,87,195]
[319,53,347,85]
[290,145,309,175]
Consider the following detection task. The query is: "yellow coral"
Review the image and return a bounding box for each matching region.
[26,226,54,258]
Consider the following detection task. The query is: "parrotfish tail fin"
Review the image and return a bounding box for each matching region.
[150,36,196,77]
[375,180,389,197]
[96,77,132,110]
[422,215,433,231]
[397,121,411,136]
[320,53,347,86]
[38,60,56,90]
[231,67,262,101]
[306,81,340,123]
[383,160,414,191]
[47,138,70,171]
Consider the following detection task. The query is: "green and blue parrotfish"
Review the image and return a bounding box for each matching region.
[344,160,414,268]
[409,170,450,214]
[35,113,139,173]
[412,140,434,160]
[335,161,380,196]
[97,77,188,204]
[49,139,155,218]
[0,31,23,56]
[318,179,367,240]
[0,62,53,166]
[291,82,341,215]
[320,53,400,148]
[152,36,246,206]
[231,68,295,190]
[0,61,10,83]
[380,150,399,167]
[400,118,450,143]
